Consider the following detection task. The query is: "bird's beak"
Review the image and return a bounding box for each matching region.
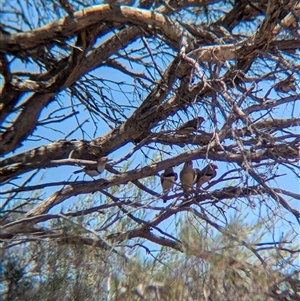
[106,158,113,162]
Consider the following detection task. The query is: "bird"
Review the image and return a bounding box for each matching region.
[161,167,178,202]
[73,157,111,177]
[180,161,197,197]
[177,116,205,132]
[195,163,218,189]
[274,76,296,93]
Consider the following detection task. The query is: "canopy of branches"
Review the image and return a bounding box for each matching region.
[0,0,299,300]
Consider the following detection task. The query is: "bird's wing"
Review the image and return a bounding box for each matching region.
[211,168,217,179]
[164,171,177,178]
[198,164,217,181]
[202,164,213,176]
[194,168,201,183]
[178,117,204,130]
[179,119,196,130]
[179,168,184,181]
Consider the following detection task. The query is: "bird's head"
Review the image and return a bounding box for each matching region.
[197,116,205,124]
[164,167,174,174]
[186,160,193,167]
[210,163,218,169]
[99,157,112,163]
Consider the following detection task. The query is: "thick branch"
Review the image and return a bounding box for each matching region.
[0,5,194,53]
[0,26,143,155]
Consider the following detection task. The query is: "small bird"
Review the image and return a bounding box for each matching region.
[177,116,205,132]
[180,161,196,197]
[161,167,178,202]
[195,163,218,189]
[274,76,296,93]
[73,157,111,177]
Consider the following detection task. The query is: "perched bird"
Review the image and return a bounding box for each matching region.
[274,76,296,93]
[161,167,178,202]
[73,157,111,177]
[195,163,218,189]
[177,116,205,132]
[180,161,196,197]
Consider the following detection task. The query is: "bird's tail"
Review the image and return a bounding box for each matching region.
[183,187,190,198]
[162,191,168,203]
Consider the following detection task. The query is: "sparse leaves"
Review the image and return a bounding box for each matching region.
[0,0,299,300]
